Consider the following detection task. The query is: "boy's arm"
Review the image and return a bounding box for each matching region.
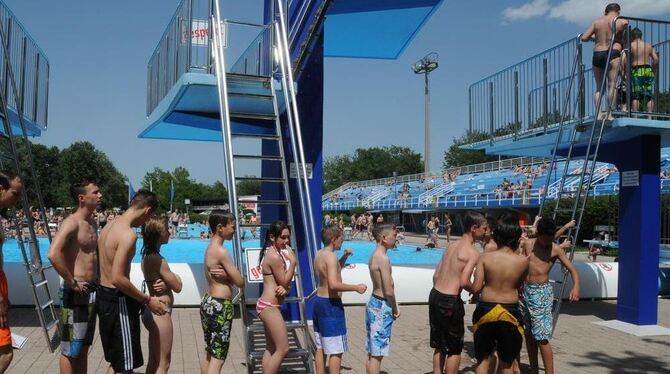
[460,251,479,293]
[46,218,82,290]
[555,244,581,301]
[219,249,244,288]
[471,255,485,294]
[379,257,399,318]
[554,220,576,241]
[327,254,366,293]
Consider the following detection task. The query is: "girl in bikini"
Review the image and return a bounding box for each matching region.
[141,216,183,374]
[257,220,297,374]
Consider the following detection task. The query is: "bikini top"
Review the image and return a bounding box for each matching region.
[261,247,288,276]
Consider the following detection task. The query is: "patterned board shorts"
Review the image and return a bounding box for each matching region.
[521,282,554,342]
[631,65,655,100]
[365,295,395,357]
[200,294,234,361]
[60,285,97,358]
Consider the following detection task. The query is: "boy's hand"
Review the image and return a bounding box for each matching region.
[393,309,401,319]
[569,286,580,302]
[210,268,228,280]
[355,284,367,294]
[564,220,576,229]
[344,249,353,257]
[560,239,572,249]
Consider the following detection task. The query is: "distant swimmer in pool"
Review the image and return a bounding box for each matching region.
[313,225,367,374]
[141,216,183,374]
[258,221,297,374]
[429,211,486,374]
[200,210,244,374]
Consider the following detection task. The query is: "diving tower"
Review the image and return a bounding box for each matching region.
[464,17,670,333]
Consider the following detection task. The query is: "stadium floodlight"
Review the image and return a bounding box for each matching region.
[412,52,439,174]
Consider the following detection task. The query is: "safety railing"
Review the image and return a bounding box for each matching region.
[0,2,49,129]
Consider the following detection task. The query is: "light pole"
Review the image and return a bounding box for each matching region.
[412,52,439,174]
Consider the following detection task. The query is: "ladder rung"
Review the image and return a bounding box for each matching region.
[230,132,279,140]
[40,300,54,310]
[228,92,273,100]
[34,279,49,288]
[240,199,288,205]
[229,112,276,121]
[233,154,282,161]
[247,321,305,332]
[249,348,310,360]
[235,176,285,183]
[226,72,272,83]
[45,319,59,331]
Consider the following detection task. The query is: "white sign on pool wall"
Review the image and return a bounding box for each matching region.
[621,170,639,187]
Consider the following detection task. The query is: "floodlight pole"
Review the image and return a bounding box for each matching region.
[413,53,439,175]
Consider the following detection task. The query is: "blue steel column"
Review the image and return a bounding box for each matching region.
[607,135,660,325]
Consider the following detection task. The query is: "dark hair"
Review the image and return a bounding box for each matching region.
[208,209,235,233]
[0,170,19,189]
[260,220,290,265]
[141,216,169,258]
[493,217,522,249]
[70,179,97,203]
[372,223,395,242]
[536,217,557,237]
[129,190,159,211]
[321,224,342,246]
[631,27,642,40]
[462,211,487,233]
[605,3,620,14]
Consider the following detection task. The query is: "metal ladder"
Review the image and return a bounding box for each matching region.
[538,34,621,331]
[211,1,317,372]
[0,16,59,351]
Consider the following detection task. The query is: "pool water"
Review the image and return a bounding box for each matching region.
[2,238,443,266]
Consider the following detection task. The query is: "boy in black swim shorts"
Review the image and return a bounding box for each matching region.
[428,289,465,358]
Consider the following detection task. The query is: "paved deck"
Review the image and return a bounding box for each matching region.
[6,298,670,373]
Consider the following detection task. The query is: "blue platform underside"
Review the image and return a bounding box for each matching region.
[0,108,43,137]
[465,117,670,158]
[325,0,444,59]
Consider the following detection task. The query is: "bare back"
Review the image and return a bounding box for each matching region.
[590,15,627,51]
[631,39,658,66]
[477,250,529,304]
[368,247,392,298]
[314,249,342,298]
[142,254,174,305]
[433,238,478,295]
[98,220,136,288]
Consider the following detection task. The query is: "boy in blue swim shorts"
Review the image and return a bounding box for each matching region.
[365,224,400,374]
[313,225,367,374]
[521,217,580,374]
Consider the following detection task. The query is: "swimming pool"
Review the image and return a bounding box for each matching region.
[1,238,443,266]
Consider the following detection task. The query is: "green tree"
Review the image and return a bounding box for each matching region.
[442,130,498,170]
[237,176,261,196]
[56,141,127,207]
[140,167,227,212]
[323,146,423,192]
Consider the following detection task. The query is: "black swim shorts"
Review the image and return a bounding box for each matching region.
[428,288,464,355]
[472,301,524,364]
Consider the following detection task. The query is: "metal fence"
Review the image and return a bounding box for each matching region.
[0,2,49,129]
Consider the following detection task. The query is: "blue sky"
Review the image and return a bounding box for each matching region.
[5,0,670,185]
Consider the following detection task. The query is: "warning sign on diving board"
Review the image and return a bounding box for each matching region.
[289,162,313,179]
[621,170,639,187]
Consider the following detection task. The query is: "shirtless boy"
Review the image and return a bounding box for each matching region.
[581,3,628,117]
[521,217,580,374]
[200,210,244,374]
[97,190,166,373]
[47,180,102,374]
[629,27,660,113]
[365,223,399,374]
[430,211,486,374]
[313,225,367,374]
[471,217,529,374]
[0,171,24,373]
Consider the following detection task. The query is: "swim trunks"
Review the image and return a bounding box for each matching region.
[59,283,98,357]
[631,65,655,100]
[200,294,234,361]
[592,49,621,69]
[0,271,10,347]
[312,296,348,355]
[428,288,464,355]
[521,282,554,341]
[96,285,144,372]
[365,294,394,357]
[472,301,524,364]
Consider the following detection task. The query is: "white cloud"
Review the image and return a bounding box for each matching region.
[502,0,551,21]
[502,0,670,26]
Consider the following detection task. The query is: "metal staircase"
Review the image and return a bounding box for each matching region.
[538,31,622,331]
[211,1,317,372]
[0,16,59,351]
[419,182,455,206]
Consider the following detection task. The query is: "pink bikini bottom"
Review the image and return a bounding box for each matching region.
[256,298,280,315]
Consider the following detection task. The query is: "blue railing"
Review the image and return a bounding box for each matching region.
[0,1,49,129]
